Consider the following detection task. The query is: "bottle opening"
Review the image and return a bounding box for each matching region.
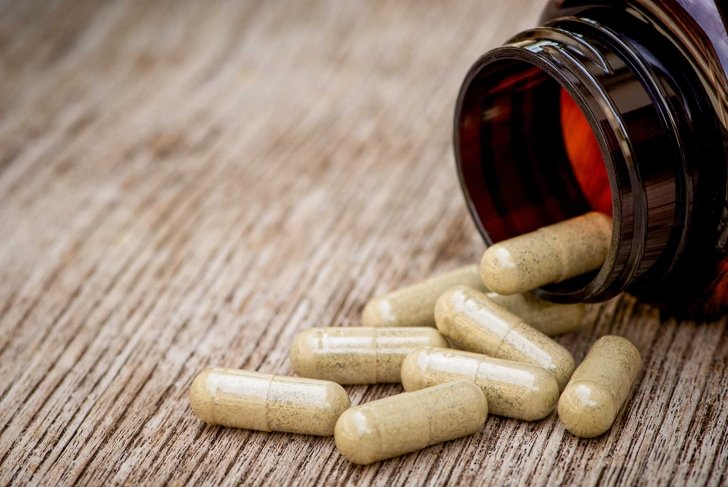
[456,15,727,311]
[455,58,614,245]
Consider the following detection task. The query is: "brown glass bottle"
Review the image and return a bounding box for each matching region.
[454,0,728,317]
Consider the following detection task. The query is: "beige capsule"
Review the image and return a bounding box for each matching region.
[487,292,586,336]
[401,346,559,421]
[480,212,612,295]
[362,265,486,328]
[435,286,575,391]
[335,380,486,465]
[290,327,448,384]
[189,368,350,436]
[558,335,641,438]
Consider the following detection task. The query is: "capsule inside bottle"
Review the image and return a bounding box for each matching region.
[480,212,612,296]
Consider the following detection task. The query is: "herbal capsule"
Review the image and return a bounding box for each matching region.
[362,265,486,327]
[401,346,559,421]
[558,335,641,438]
[487,292,586,336]
[334,380,486,465]
[290,327,448,384]
[480,212,612,295]
[435,286,575,390]
[189,368,350,436]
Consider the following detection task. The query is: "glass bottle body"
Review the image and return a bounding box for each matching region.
[454,0,728,316]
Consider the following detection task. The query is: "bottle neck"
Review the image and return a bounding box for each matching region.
[454,6,723,304]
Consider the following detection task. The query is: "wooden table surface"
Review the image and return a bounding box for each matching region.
[1,1,726,485]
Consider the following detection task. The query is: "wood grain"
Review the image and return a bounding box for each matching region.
[0,1,725,485]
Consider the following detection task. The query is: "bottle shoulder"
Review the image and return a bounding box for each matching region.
[542,1,727,79]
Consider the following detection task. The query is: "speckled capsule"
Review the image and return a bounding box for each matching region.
[189,368,350,436]
[486,292,587,336]
[480,212,612,295]
[401,346,559,421]
[362,265,486,327]
[558,336,641,438]
[335,380,486,465]
[435,286,575,391]
[290,327,448,384]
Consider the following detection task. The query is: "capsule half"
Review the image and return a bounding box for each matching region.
[362,265,486,327]
[486,292,586,336]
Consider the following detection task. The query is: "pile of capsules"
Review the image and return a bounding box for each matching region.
[190,212,642,465]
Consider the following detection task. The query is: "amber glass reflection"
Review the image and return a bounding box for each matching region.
[560,88,612,216]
